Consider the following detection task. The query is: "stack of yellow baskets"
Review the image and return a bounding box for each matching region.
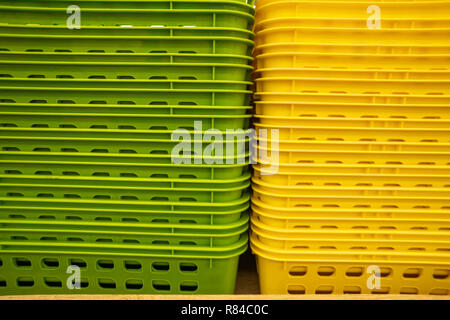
[251,0,450,295]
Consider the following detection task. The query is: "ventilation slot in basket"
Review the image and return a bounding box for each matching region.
[180,281,198,292]
[152,280,170,291]
[287,285,306,295]
[126,280,143,290]
[152,262,169,272]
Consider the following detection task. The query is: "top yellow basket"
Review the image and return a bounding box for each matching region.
[255,1,450,20]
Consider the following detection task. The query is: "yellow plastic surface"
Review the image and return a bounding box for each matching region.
[252,0,450,296]
[251,216,450,250]
[254,163,450,176]
[256,148,450,167]
[253,167,450,188]
[254,92,450,105]
[254,101,450,118]
[255,0,450,8]
[255,77,450,95]
[255,52,450,69]
[254,115,450,128]
[251,199,450,230]
[252,234,450,295]
[255,67,450,80]
[255,17,450,31]
[256,139,450,153]
[253,176,450,198]
[254,122,450,142]
[254,42,450,55]
[252,183,450,210]
[255,27,450,46]
[255,2,450,21]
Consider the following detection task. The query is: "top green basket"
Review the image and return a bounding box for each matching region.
[0,0,255,12]
[0,7,254,29]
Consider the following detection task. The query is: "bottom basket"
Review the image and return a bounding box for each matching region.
[0,234,248,295]
[251,234,450,296]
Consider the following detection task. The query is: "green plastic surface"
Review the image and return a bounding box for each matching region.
[0,25,254,39]
[0,213,249,247]
[0,200,249,225]
[0,60,253,81]
[1,79,251,106]
[0,213,249,233]
[0,78,252,90]
[0,173,250,202]
[0,34,254,56]
[0,135,250,157]
[0,234,248,294]
[0,113,250,130]
[0,51,253,64]
[0,7,254,29]
[0,0,254,295]
[0,102,252,116]
[0,151,250,178]
[0,0,255,11]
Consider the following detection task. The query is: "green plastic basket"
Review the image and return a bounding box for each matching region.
[0,51,254,65]
[0,174,250,202]
[0,34,254,56]
[0,7,254,29]
[0,152,250,178]
[0,80,252,106]
[0,0,255,11]
[0,192,249,219]
[0,199,249,226]
[0,78,251,90]
[0,25,254,40]
[0,0,254,296]
[0,113,251,130]
[0,173,251,189]
[0,213,249,247]
[0,135,250,157]
[0,189,250,211]
[0,60,253,81]
[1,185,250,207]
[0,102,252,116]
[0,233,248,294]
[0,127,252,141]
[0,231,249,254]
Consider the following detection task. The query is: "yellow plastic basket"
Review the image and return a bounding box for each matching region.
[254,42,450,55]
[255,0,450,8]
[253,175,450,198]
[254,162,450,176]
[255,1,450,21]
[255,77,450,95]
[255,67,450,81]
[252,183,450,210]
[254,101,450,118]
[253,166,450,188]
[255,52,450,69]
[257,140,450,155]
[254,92,450,106]
[256,146,450,167]
[251,216,450,250]
[251,198,450,230]
[254,122,450,142]
[255,17,450,31]
[255,27,450,46]
[251,234,450,295]
[254,115,450,129]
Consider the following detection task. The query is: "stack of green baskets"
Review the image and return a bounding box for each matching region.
[0,0,255,294]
